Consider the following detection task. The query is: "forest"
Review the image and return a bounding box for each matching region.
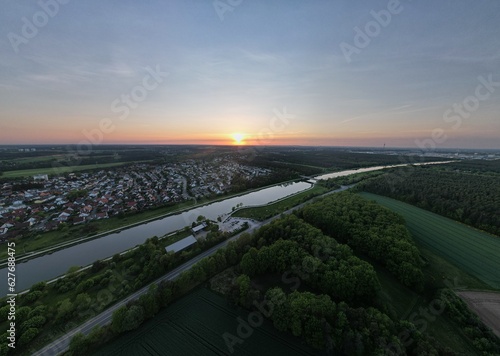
[299,192,425,290]
[359,165,500,236]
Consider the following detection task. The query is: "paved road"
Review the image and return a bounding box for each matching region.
[33,185,351,355]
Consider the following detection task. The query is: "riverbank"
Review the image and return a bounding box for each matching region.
[0,177,308,265]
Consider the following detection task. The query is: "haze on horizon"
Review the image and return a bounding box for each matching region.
[0,0,499,149]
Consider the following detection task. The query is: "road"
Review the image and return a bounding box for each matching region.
[33,185,351,355]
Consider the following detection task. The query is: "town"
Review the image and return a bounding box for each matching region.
[0,157,270,241]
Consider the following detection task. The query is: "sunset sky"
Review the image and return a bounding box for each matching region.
[1,0,499,148]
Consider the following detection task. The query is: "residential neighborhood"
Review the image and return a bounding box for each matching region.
[0,158,270,241]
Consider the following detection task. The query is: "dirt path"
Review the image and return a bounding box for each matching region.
[456,291,500,338]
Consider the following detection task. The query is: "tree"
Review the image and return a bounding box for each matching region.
[139,289,158,319]
[56,299,74,322]
[236,274,251,307]
[75,293,92,312]
[111,306,127,333]
[240,248,258,276]
[76,279,95,293]
[30,281,47,292]
[123,305,145,331]
[19,328,39,345]
[69,332,91,355]
[266,288,288,331]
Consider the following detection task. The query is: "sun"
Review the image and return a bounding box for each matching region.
[231,133,245,145]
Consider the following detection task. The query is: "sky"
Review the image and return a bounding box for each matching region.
[0,0,499,149]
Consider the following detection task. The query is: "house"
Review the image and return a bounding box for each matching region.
[96,212,108,220]
[73,216,86,225]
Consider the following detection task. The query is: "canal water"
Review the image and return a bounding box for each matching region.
[3,181,311,294]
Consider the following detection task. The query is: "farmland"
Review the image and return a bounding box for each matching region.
[96,287,315,356]
[360,192,500,290]
[1,162,133,178]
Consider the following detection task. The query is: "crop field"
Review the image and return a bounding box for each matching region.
[2,162,130,178]
[97,288,315,355]
[360,192,500,289]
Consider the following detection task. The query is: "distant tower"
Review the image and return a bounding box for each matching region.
[383,143,386,150]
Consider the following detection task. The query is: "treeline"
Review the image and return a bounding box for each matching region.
[442,159,500,175]
[299,192,424,291]
[360,167,500,236]
[247,148,448,171]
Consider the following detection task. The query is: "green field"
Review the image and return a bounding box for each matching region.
[360,192,500,289]
[2,162,131,178]
[232,185,328,221]
[96,288,315,356]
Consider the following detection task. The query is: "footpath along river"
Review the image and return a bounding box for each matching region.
[1,161,450,295]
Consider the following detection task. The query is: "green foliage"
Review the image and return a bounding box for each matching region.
[20,316,46,333]
[363,192,500,289]
[360,166,500,235]
[55,299,74,322]
[67,189,88,201]
[16,306,31,322]
[23,290,44,303]
[75,293,92,312]
[250,214,380,303]
[76,279,95,293]
[18,328,39,346]
[235,274,251,307]
[300,192,424,291]
[30,281,47,292]
[111,306,128,334]
[69,332,91,356]
[123,305,145,331]
[439,289,500,354]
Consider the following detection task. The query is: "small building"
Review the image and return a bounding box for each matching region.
[165,235,197,253]
[192,222,207,235]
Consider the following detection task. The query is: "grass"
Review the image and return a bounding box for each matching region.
[232,184,328,221]
[360,192,500,290]
[2,162,132,178]
[95,287,316,356]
